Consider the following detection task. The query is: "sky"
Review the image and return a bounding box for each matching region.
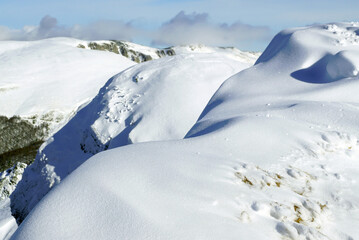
[0,0,358,51]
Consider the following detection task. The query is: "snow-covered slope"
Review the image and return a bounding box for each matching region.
[0,37,135,122]
[0,37,256,139]
[80,40,260,64]
[11,23,359,240]
[10,51,255,223]
[0,37,257,238]
[0,36,135,191]
[0,36,135,185]
[0,37,135,237]
[172,44,261,63]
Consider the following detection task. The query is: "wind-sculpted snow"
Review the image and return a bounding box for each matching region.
[11,23,359,240]
[255,23,359,84]
[10,52,254,223]
[0,38,135,168]
[0,37,136,236]
[0,38,135,119]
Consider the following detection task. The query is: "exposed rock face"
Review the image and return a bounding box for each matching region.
[156,48,176,57]
[78,40,176,63]
[0,115,49,172]
[88,42,119,54]
[0,114,59,204]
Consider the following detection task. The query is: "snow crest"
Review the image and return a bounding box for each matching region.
[10,51,255,223]
[11,23,359,240]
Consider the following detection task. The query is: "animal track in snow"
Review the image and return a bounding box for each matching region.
[232,131,359,239]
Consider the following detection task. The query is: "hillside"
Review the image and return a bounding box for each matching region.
[0,37,135,172]
[78,40,260,63]
[0,38,258,173]
[10,50,256,223]
[11,23,359,240]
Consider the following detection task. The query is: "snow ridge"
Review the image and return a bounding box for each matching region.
[10,23,359,240]
[10,51,255,223]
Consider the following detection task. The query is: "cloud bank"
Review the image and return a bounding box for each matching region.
[0,12,271,50]
[0,15,138,41]
[151,11,271,49]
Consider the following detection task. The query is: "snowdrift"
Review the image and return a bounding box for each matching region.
[12,23,359,240]
[10,51,255,223]
[0,38,135,122]
[0,37,135,238]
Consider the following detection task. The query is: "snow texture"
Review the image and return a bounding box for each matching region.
[10,50,255,223]
[11,23,359,240]
[0,37,135,236]
[0,37,135,133]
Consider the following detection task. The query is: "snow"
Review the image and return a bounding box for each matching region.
[0,37,135,237]
[111,40,171,59]
[0,163,27,200]
[0,200,16,240]
[0,37,135,132]
[95,40,261,63]
[10,23,359,239]
[10,51,255,223]
[172,44,261,62]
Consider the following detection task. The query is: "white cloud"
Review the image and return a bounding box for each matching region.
[69,20,139,41]
[0,12,271,50]
[0,15,138,41]
[151,11,271,49]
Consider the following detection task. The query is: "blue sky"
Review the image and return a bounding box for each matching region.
[0,0,358,50]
